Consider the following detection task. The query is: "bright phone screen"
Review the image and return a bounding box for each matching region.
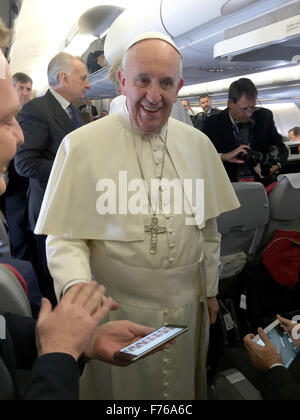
[119,326,184,357]
[256,322,299,368]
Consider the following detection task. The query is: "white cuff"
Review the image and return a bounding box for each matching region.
[269,363,285,370]
[62,279,90,297]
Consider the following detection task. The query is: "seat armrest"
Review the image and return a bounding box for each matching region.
[213,369,263,400]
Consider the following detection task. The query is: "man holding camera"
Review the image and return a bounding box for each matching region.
[202,78,288,185]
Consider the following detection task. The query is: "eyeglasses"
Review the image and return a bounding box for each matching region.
[235,104,257,113]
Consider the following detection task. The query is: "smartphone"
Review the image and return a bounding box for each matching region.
[114,324,188,362]
[253,319,299,368]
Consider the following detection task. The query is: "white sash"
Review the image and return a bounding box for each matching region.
[91,254,202,310]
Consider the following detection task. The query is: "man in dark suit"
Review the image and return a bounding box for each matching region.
[13,72,33,108]
[243,315,300,400]
[0,282,118,400]
[0,290,169,400]
[0,72,34,262]
[216,315,300,400]
[14,52,91,304]
[202,78,288,185]
[192,94,220,131]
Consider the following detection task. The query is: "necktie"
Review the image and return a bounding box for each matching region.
[232,123,243,146]
[68,104,82,129]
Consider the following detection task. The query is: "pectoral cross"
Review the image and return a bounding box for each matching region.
[145,216,167,254]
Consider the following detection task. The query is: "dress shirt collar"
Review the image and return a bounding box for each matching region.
[229,109,240,127]
[49,88,70,111]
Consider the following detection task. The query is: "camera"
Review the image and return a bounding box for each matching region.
[238,146,281,178]
[237,149,263,166]
[260,146,281,177]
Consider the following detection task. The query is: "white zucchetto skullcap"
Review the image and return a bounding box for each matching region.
[124,31,182,58]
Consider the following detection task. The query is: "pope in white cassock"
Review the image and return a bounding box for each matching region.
[35,32,240,400]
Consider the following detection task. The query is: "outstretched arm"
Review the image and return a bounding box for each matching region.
[84,320,174,367]
[26,282,117,400]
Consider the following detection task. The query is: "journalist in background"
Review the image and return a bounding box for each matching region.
[202,78,288,186]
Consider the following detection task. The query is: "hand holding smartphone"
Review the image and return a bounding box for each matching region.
[253,319,299,368]
[114,324,188,362]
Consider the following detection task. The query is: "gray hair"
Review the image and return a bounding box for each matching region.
[47,52,84,87]
[107,56,123,86]
[0,18,12,48]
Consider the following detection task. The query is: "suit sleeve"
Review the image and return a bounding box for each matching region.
[263,364,300,400]
[15,102,54,182]
[192,113,205,131]
[5,313,84,400]
[202,116,219,150]
[25,353,81,400]
[5,313,37,369]
[266,110,288,167]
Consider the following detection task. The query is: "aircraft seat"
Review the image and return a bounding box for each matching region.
[0,212,11,258]
[0,263,33,398]
[208,183,269,374]
[212,369,263,400]
[244,174,300,329]
[0,264,32,317]
[217,182,269,279]
[261,173,300,249]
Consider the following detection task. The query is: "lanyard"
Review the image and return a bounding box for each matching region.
[232,123,252,147]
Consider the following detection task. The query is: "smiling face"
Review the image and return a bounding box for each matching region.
[118,39,184,134]
[0,52,24,194]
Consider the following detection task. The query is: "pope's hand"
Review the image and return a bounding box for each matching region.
[207,296,219,325]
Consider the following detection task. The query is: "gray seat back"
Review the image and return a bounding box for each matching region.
[213,369,263,400]
[262,174,300,247]
[217,182,269,278]
[0,265,32,317]
[0,213,10,257]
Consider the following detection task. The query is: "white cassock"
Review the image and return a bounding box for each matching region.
[35,104,240,400]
